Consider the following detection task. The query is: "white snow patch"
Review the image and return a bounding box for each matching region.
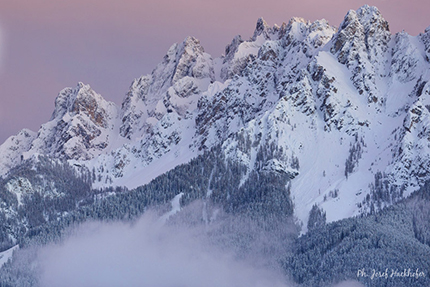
[158,192,184,224]
[0,245,19,268]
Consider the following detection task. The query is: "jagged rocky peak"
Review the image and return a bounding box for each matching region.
[1,4,430,230]
[141,36,214,98]
[278,17,309,42]
[121,75,152,116]
[309,18,332,31]
[285,17,309,34]
[331,5,390,61]
[221,18,282,80]
[162,36,215,84]
[288,17,307,25]
[125,76,152,104]
[278,17,336,51]
[120,36,214,139]
[23,82,119,161]
[119,76,152,139]
[338,5,389,35]
[220,35,245,80]
[252,17,294,41]
[174,36,215,82]
[52,82,113,128]
[133,36,214,100]
[327,5,392,103]
[224,35,243,61]
[307,19,337,49]
[178,36,205,56]
[122,37,211,104]
[252,17,272,40]
[356,4,389,31]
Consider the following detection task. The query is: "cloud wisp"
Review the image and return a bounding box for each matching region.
[37,210,290,287]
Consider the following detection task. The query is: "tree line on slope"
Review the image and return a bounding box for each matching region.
[0,143,294,286]
[284,182,430,287]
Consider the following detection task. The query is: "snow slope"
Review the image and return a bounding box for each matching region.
[1,5,430,230]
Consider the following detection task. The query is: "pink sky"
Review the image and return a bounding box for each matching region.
[0,0,429,143]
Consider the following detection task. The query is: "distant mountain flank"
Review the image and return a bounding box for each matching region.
[1,4,430,230]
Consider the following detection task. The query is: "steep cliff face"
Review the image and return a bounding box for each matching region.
[1,5,430,229]
[330,5,391,104]
[120,37,214,140]
[25,82,120,161]
[0,83,120,168]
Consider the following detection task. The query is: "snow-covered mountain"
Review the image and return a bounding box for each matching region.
[1,4,430,230]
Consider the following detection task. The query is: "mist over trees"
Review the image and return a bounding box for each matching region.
[1,145,430,287]
[0,144,295,286]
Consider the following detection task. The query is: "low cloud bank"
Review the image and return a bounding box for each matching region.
[38,211,290,287]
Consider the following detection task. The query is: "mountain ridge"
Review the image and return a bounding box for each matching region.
[1,5,430,230]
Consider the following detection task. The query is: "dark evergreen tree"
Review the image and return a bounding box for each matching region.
[307,204,326,231]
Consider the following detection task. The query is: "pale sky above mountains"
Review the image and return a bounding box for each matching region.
[0,0,428,143]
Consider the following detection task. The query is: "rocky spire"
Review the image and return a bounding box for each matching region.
[330,5,391,102]
[252,17,271,40]
[119,36,215,139]
[172,37,214,83]
[332,5,390,61]
[51,82,114,128]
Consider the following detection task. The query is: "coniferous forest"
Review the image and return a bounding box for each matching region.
[0,145,429,286]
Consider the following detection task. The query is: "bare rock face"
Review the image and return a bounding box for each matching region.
[29,82,119,160]
[1,5,430,227]
[252,17,272,40]
[330,5,391,103]
[119,75,152,139]
[220,35,244,80]
[120,37,214,140]
[391,82,430,186]
[52,82,112,128]
[331,5,390,61]
[172,37,215,83]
